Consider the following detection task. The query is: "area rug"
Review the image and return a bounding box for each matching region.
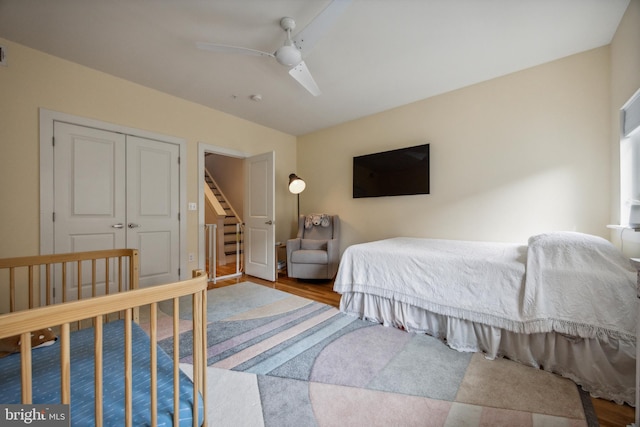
[148,282,596,427]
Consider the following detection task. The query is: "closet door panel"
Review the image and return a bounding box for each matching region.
[126,135,180,287]
[53,122,126,299]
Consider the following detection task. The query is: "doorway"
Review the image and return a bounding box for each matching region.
[197,143,276,282]
[203,151,244,281]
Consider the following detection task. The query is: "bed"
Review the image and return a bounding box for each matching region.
[334,231,637,406]
[0,249,208,426]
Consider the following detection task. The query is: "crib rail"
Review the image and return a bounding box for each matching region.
[0,259,207,427]
[0,249,139,313]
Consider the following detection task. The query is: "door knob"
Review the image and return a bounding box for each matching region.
[265,220,274,225]
[128,223,141,228]
[111,223,124,229]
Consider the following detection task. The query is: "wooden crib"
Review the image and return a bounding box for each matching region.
[0,249,208,427]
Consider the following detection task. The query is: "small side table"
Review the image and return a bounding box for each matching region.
[630,258,640,427]
[275,243,287,277]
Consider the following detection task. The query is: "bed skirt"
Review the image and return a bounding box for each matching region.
[339,291,635,406]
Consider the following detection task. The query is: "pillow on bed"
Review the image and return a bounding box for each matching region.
[0,328,57,358]
[301,239,327,250]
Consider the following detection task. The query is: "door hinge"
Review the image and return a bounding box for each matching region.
[177,156,180,165]
[178,212,180,221]
[52,212,55,222]
[178,268,181,277]
[52,136,55,147]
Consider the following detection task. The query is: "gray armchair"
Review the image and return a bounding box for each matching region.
[286,214,340,280]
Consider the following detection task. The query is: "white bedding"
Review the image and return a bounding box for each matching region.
[335,237,528,329]
[334,232,637,405]
[524,232,635,342]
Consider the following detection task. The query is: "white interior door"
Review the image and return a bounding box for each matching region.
[52,123,180,299]
[126,135,180,287]
[244,151,275,281]
[53,122,127,298]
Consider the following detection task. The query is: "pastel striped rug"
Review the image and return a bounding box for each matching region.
[153,282,595,427]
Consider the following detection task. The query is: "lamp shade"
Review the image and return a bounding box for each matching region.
[288,173,306,194]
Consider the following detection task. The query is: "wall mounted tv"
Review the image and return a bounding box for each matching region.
[353,143,430,198]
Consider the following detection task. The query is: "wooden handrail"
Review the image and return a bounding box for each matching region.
[0,249,138,268]
[1,249,139,313]
[0,272,206,338]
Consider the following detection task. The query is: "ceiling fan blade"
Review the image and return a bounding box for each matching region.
[292,0,352,55]
[196,41,274,58]
[289,61,321,96]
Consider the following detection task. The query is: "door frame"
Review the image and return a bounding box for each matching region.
[197,142,249,272]
[39,108,187,278]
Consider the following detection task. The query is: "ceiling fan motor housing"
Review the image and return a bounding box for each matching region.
[275,43,302,67]
[275,17,302,67]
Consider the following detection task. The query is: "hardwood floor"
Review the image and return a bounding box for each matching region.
[210,272,635,427]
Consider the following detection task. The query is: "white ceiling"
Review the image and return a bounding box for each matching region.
[0,0,630,136]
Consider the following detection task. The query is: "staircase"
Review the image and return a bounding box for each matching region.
[204,170,243,272]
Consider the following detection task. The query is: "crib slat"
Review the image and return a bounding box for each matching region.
[92,259,97,298]
[9,267,15,312]
[105,257,110,296]
[124,309,132,427]
[150,302,158,427]
[28,265,34,309]
[77,261,82,301]
[130,253,140,324]
[77,262,82,330]
[60,323,71,404]
[173,297,180,427]
[62,262,67,303]
[94,316,103,427]
[45,263,52,306]
[201,287,208,427]
[20,332,32,403]
[118,256,123,293]
[192,292,202,427]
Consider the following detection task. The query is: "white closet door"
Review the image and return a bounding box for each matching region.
[53,122,127,298]
[52,123,180,299]
[126,135,180,287]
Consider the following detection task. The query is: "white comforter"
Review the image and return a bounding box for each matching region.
[334,232,636,345]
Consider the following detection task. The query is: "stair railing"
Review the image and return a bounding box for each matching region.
[204,169,242,224]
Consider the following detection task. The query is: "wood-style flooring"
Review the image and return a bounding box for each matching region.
[209,271,635,427]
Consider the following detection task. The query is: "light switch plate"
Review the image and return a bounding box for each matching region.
[188,202,197,211]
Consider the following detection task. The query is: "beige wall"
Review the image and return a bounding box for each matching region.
[3,1,639,266]
[610,0,640,255]
[298,46,612,251]
[0,38,298,269]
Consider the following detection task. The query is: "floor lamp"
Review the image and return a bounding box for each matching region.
[288,173,306,219]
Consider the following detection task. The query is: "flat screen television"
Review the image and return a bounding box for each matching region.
[353,143,430,198]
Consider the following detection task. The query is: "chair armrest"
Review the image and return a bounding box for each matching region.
[327,238,340,277]
[286,238,301,266]
[326,238,339,255]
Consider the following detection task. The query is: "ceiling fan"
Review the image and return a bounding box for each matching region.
[196,0,351,96]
